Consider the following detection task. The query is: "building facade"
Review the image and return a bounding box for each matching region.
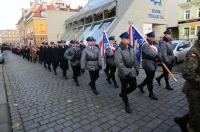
[63,0,168,43]
[178,0,200,40]
[46,10,77,43]
[17,1,81,46]
[0,30,19,44]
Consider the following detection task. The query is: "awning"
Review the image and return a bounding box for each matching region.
[66,0,116,24]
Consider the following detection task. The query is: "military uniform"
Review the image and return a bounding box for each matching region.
[114,32,138,113]
[138,32,159,100]
[181,40,200,132]
[59,44,69,79]
[65,41,82,86]
[105,42,119,88]
[43,44,49,69]
[51,44,60,75]
[156,30,175,90]
[81,37,102,95]
[38,43,45,64]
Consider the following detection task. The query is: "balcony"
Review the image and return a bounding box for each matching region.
[179,2,192,8]
[192,0,200,5]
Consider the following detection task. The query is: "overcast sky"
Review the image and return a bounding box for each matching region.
[0,0,88,30]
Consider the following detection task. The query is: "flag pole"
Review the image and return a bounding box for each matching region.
[129,21,177,82]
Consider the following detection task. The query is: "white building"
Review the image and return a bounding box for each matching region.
[46,10,76,43]
[63,0,168,42]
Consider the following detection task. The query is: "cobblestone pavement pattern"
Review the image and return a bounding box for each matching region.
[4,52,187,132]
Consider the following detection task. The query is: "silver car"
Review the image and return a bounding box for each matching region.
[0,53,5,63]
[172,40,192,63]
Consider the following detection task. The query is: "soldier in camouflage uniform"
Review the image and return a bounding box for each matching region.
[174,31,200,132]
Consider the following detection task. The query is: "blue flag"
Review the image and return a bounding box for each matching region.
[130,24,147,63]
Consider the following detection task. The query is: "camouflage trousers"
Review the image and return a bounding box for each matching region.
[185,82,200,132]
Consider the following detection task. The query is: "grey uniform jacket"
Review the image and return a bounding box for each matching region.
[159,38,175,65]
[142,42,158,71]
[114,44,139,79]
[105,44,118,66]
[64,47,81,66]
[81,46,102,71]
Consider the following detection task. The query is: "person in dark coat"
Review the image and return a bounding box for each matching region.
[64,40,82,86]
[138,32,160,100]
[43,42,49,69]
[156,29,175,90]
[52,41,60,75]
[105,36,119,88]
[38,42,45,64]
[46,42,53,72]
[59,40,69,79]
[114,32,139,113]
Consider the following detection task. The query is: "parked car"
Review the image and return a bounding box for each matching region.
[172,40,192,63]
[0,53,5,63]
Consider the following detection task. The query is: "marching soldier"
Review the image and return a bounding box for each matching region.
[138,32,159,100]
[105,36,119,88]
[43,42,49,69]
[81,37,102,95]
[59,40,69,79]
[174,31,200,132]
[38,42,45,64]
[114,32,139,113]
[156,29,175,90]
[47,42,53,72]
[64,40,82,86]
[52,42,60,75]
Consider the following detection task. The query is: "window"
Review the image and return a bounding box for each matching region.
[185,10,190,19]
[184,28,190,37]
[198,8,200,17]
[186,0,191,2]
[191,28,195,35]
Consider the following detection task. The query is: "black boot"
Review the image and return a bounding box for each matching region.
[149,93,158,100]
[174,114,189,132]
[76,81,80,86]
[114,83,119,88]
[166,85,173,91]
[106,78,111,84]
[91,87,99,95]
[156,77,161,86]
[54,71,57,75]
[125,105,132,114]
[48,67,51,72]
[74,78,80,86]
[138,84,145,94]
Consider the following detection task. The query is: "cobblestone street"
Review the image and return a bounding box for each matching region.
[4,51,187,132]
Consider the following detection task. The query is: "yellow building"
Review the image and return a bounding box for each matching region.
[178,0,200,40]
[23,3,48,46]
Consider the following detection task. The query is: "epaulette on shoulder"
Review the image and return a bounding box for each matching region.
[118,45,126,50]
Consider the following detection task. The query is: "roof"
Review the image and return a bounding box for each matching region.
[47,5,57,10]
[66,0,116,23]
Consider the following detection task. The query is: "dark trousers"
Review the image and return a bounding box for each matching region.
[89,70,99,88]
[104,62,109,75]
[120,77,137,106]
[157,64,172,86]
[139,70,155,94]
[44,59,47,68]
[39,56,43,64]
[72,65,80,82]
[53,63,58,73]
[107,65,117,84]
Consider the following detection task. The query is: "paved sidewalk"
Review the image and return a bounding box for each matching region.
[5,51,188,132]
[0,62,11,132]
